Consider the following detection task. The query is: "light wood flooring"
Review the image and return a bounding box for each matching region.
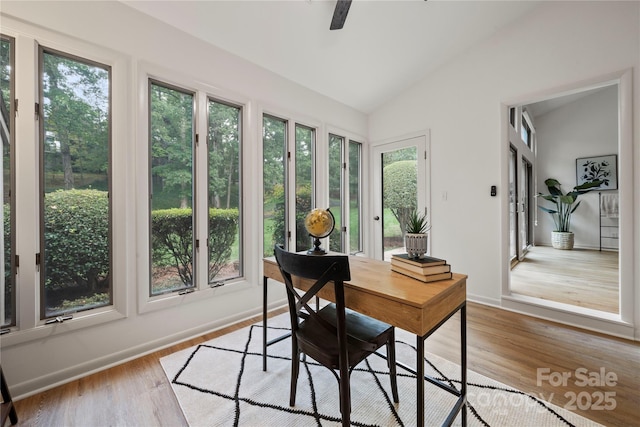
[511,245,619,313]
[11,303,639,427]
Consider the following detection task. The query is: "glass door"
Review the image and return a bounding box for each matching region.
[509,147,518,262]
[520,157,533,256]
[372,135,428,261]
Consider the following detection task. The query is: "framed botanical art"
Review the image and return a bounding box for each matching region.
[576,154,618,190]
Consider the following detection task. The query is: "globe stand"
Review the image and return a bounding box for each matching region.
[304,208,335,256]
[307,236,327,255]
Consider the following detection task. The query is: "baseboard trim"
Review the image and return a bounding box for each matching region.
[499,295,635,341]
[10,304,279,399]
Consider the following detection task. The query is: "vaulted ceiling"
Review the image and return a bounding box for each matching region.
[122,0,540,113]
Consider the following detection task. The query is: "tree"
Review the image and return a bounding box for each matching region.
[262,116,286,193]
[383,160,417,237]
[208,101,240,209]
[150,83,194,209]
[42,52,109,190]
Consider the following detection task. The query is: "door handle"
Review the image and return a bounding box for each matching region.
[373,216,380,221]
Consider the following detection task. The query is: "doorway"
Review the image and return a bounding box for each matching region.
[506,78,629,322]
[371,134,429,261]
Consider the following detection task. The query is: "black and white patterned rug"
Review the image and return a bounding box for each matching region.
[160,314,601,426]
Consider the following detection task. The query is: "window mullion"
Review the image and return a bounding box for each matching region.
[286,121,295,249]
[195,91,208,290]
[341,139,347,252]
[14,36,41,330]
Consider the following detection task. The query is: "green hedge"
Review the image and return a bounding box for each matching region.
[44,189,110,292]
[382,160,417,237]
[271,184,312,252]
[2,190,238,292]
[152,207,238,284]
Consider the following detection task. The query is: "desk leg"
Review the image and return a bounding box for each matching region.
[416,303,467,427]
[417,334,425,427]
[461,303,467,426]
[262,275,268,372]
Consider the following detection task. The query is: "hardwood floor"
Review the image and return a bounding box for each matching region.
[510,245,619,313]
[13,303,639,427]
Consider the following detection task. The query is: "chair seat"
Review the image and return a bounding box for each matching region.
[297,303,393,369]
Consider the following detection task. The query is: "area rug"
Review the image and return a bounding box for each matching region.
[159,314,602,426]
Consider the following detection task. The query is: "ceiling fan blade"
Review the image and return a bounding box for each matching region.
[330,0,352,30]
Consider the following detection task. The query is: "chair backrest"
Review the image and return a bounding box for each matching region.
[273,244,351,338]
[273,244,350,282]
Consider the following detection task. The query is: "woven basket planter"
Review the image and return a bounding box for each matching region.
[551,231,574,250]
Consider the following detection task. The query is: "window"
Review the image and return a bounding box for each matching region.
[521,114,532,147]
[1,35,15,327]
[348,141,362,254]
[149,80,195,296]
[0,27,127,341]
[328,134,344,252]
[294,124,314,252]
[328,134,362,254]
[262,114,317,256]
[262,115,287,256]
[39,47,112,318]
[145,79,246,303]
[207,99,242,283]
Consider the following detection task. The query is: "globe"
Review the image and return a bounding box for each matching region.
[304,208,335,254]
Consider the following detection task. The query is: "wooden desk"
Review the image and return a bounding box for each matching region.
[263,255,467,426]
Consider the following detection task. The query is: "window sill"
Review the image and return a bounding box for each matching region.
[137,277,252,315]
[0,307,126,348]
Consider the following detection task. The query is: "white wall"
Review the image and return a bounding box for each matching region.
[0,1,367,397]
[534,86,618,249]
[369,1,639,338]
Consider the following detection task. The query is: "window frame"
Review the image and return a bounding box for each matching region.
[294,122,316,252]
[1,34,16,328]
[327,131,364,255]
[262,113,289,253]
[521,111,534,148]
[38,45,114,320]
[137,62,251,315]
[1,32,129,346]
[147,78,197,297]
[348,139,363,255]
[260,106,320,257]
[206,96,244,285]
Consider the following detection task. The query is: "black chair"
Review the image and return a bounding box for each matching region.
[273,244,399,426]
[1,365,18,426]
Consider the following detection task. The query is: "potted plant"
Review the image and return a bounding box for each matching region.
[537,178,601,250]
[404,208,431,258]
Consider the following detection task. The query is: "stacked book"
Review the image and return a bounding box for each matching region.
[390,253,452,283]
